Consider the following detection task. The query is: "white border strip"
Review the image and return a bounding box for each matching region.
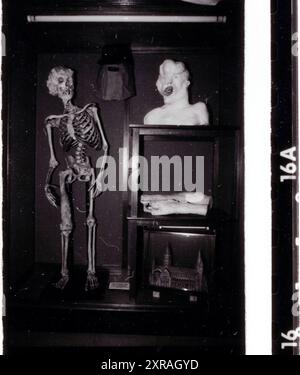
[27,15,227,23]
[0,2,3,356]
[245,0,272,355]
[297,0,300,356]
[4,2,273,357]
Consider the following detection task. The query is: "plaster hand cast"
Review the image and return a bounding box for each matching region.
[144,59,209,126]
[44,66,109,291]
[141,192,213,216]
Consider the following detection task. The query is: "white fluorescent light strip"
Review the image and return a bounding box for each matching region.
[245,0,272,355]
[27,15,226,23]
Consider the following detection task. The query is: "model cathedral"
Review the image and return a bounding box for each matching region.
[149,243,207,292]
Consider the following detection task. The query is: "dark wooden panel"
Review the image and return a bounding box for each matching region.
[6,34,37,288]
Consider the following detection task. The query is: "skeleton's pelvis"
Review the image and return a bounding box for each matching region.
[67,155,93,182]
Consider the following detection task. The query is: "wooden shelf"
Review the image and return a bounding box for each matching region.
[129,124,239,138]
[9,264,209,313]
[130,124,239,129]
[127,211,235,229]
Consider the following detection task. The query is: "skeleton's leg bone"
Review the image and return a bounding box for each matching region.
[85,172,99,291]
[53,169,74,290]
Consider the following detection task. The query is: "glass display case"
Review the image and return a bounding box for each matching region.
[3,0,245,354]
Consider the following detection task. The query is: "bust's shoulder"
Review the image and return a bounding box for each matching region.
[145,107,163,116]
[192,101,207,111]
[144,107,163,124]
[192,101,209,125]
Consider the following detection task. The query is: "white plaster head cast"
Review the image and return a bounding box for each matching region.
[156,60,190,105]
[47,66,75,104]
[144,59,209,126]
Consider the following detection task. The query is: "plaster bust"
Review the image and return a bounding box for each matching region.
[144,59,209,126]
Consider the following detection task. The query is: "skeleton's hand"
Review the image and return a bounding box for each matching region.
[45,184,59,208]
[92,177,104,198]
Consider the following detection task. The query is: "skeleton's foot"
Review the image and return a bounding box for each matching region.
[53,275,69,290]
[85,271,99,291]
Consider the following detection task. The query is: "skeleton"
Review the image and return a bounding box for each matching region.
[44,66,108,291]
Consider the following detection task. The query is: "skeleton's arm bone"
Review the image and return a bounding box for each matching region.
[90,106,109,197]
[45,120,59,168]
[44,121,60,207]
[91,106,108,152]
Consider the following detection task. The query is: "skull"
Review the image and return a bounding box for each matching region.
[47,66,74,101]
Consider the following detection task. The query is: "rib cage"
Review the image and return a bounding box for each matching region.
[59,105,101,152]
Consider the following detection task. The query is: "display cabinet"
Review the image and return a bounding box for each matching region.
[127,124,240,300]
[4,0,245,353]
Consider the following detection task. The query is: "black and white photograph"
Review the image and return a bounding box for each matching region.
[1,0,299,360]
